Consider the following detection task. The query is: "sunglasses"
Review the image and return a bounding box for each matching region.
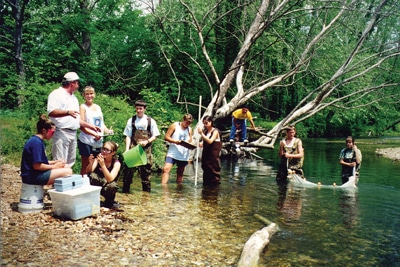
[101,147,112,153]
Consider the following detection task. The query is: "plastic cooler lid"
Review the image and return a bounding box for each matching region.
[48,185,101,196]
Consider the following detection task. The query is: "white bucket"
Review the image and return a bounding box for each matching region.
[18,183,44,213]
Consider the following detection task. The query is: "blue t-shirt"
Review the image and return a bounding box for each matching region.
[20,135,49,184]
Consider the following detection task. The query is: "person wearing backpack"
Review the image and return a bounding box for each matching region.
[122,100,160,192]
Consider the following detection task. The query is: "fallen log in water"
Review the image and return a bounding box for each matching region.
[254,213,274,225]
[237,214,279,267]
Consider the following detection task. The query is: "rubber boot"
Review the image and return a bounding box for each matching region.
[122,180,131,193]
[141,181,151,192]
[103,199,114,208]
[122,170,133,193]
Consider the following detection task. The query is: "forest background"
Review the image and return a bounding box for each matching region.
[1,0,400,173]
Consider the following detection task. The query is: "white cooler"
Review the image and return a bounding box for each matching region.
[49,185,101,220]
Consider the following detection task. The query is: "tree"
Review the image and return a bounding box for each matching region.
[1,0,29,107]
[150,0,400,146]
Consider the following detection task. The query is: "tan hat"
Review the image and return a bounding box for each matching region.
[63,72,80,82]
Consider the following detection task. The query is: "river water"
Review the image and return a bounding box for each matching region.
[121,137,400,266]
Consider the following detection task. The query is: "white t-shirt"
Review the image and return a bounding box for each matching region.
[123,114,160,138]
[47,87,80,130]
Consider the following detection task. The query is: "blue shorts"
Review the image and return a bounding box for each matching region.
[78,140,100,157]
[165,157,188,167]
[22,170,51,185]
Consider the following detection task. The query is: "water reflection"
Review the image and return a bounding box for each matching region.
[201,185,220,203]
[339,190,359,228]
[225,158,247,185]
[276,184,303,222]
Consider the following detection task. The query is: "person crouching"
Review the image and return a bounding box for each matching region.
[87,141,121,209]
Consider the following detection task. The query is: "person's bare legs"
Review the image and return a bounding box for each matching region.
[47,168,73,185]
[161,162,173,184]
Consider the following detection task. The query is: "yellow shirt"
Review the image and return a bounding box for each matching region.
[232,109,253,120]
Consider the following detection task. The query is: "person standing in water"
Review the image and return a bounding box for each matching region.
[276,125,304,184]
[161,114,194,184]
[122,100,160,192]
[339,136,362,185]
[198,116,222,186]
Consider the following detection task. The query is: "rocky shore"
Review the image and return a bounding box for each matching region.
[375,147,400,161]
[1,164,136,266]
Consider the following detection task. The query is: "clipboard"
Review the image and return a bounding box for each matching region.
[178,140,196,150]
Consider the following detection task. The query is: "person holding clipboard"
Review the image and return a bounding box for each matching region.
[78,86,113,175]
[161,114,195,184]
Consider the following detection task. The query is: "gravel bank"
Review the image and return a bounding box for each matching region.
[375,147,400,161]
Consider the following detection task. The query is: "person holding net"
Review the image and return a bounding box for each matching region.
[339,136,362,185]
[276,125,304,185]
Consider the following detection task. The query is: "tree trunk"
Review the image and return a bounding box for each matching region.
[11,0,28,106]
[237,214,279,267]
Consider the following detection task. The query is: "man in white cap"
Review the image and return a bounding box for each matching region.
[47,72,100,166]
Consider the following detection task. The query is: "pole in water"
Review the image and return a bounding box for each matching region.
[194,95,202,187]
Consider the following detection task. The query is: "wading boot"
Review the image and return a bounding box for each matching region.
[141,181,151,192]
[122,171,133,193]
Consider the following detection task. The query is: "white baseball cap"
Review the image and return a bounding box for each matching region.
[63,72,80,82]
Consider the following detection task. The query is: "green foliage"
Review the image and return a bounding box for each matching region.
[0,110,39,164]
[18,83,58,116]
[1,0,400,147]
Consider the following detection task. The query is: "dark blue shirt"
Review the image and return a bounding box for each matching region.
[20,135,49,184]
